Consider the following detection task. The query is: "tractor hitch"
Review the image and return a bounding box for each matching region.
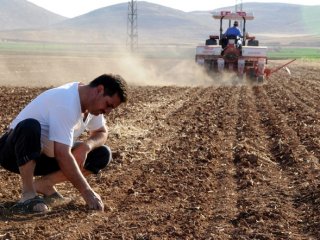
[264,59,296,78]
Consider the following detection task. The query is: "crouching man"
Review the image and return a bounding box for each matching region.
[0,74,128,213]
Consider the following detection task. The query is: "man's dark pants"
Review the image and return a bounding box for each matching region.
[0,118,111,176]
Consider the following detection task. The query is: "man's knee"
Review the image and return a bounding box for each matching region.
[14,118,41,139]
[13,118,41,165]
[100,145,112,165]
[84,145,112,174]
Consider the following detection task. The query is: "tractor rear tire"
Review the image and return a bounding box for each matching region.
[248,40,259,46]
[206,39,217,45]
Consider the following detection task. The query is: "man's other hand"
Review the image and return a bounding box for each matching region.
[82,189,104,211]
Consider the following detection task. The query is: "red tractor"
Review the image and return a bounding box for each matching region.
[195,11,267,82]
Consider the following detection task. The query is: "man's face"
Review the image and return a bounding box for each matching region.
[90,85,122,116]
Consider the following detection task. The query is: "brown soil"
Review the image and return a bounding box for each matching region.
[0,61,320,239]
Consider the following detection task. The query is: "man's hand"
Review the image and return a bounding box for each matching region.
[82,189,104,211]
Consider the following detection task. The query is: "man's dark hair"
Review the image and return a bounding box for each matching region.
[89,74,128,103]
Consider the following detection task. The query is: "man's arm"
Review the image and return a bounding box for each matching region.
[85,125,108,150]
[54,142,104,210]
[72,125,108,168]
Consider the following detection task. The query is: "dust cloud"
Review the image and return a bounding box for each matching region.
[0,51,257,88]
[100,52,257,87]
[108,54,215,87]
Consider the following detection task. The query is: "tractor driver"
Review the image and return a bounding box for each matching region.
[223,21,242,48]
[224,21,242,38]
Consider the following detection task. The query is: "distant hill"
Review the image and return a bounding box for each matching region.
[235,3,319,34]
[0,1,319,46]
[0,0,66,30]
[32,2,214,43]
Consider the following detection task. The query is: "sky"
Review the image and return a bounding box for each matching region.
[27,0,319,18]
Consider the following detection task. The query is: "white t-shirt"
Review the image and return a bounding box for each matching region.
[10,82,106,157]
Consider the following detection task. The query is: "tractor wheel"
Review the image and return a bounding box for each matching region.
[204,60,212,70]
[257,76,264,83]
[247,68,256,80]
[205,39,217,45]
[248,40,259,46]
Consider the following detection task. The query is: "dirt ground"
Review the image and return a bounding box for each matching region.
[0,58,320,239]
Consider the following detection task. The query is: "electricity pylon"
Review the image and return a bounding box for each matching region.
[127,0,138,52]
[235,0,243,12]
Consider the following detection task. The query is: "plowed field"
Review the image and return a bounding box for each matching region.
[0,60,319,239]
